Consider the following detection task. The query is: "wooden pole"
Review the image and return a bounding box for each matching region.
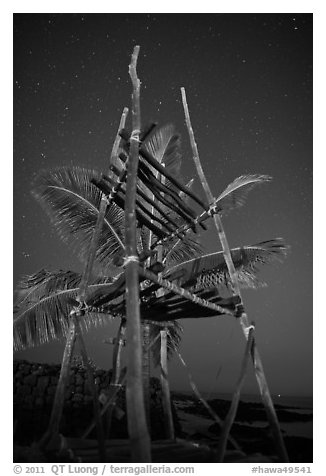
[139,267,234,316]
[78,106,129,303]
[38,317,77,449]
[160,329,175,440]
[181,87,289,462]
[216,326,255,461]
[125,45,152,462]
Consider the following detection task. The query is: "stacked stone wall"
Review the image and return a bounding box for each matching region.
[13,359,180,444]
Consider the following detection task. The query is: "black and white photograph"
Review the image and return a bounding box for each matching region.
[12,9,313,467]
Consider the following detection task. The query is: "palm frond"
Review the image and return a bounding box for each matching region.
[144,124,182,174]
[32,166,125,272]
[148,321,183,367]
[14,269,116,351]
[163,233,204,268]
[164,238,289,291]
[162,178,204,266]
[179,178,195,202]
[215,175,272,214]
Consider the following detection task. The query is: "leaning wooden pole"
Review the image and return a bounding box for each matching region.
[216,326,255,462]
[181,87,289,462]
[38,317,77,449]
[125,45,152,462]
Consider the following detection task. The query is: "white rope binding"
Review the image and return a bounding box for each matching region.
[244,324,255,340]
[123,255,139,266]
[130,129,141,142]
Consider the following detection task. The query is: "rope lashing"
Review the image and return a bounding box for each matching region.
[69,301,87,318]
[235,303,245,318]
[129,129,141,142]
[208,201,219,216]
[243,323,255,340]
[123,255,139,266]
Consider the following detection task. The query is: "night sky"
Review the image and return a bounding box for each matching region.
[13,13,312,397]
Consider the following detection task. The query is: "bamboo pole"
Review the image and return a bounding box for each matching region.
[160,329,175,440]
[124,45,152,462]
[181,87,289,462]
[216,326,255,462]
[139,267,234,316]
[78,106,128,303]
[155,169,175,439]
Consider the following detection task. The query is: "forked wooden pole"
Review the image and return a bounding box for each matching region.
[181,87,289,462]
[125,45,152,462]
[78,106,128,303]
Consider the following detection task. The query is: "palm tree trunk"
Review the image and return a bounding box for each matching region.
[142,321,151,427]
[160,329,175,440]
[125,45,151,462]
[181,87,289,462]
[39,317,77,449]
[105,320,126,437]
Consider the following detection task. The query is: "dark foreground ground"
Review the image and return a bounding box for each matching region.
[172,392,313,463]
[14,391,312,463]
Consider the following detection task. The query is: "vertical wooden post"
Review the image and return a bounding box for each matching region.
[125,45,151,462]
[160,328,175,440]
[181,87,289,462]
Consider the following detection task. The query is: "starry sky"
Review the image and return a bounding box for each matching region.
[13,13,312,397]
